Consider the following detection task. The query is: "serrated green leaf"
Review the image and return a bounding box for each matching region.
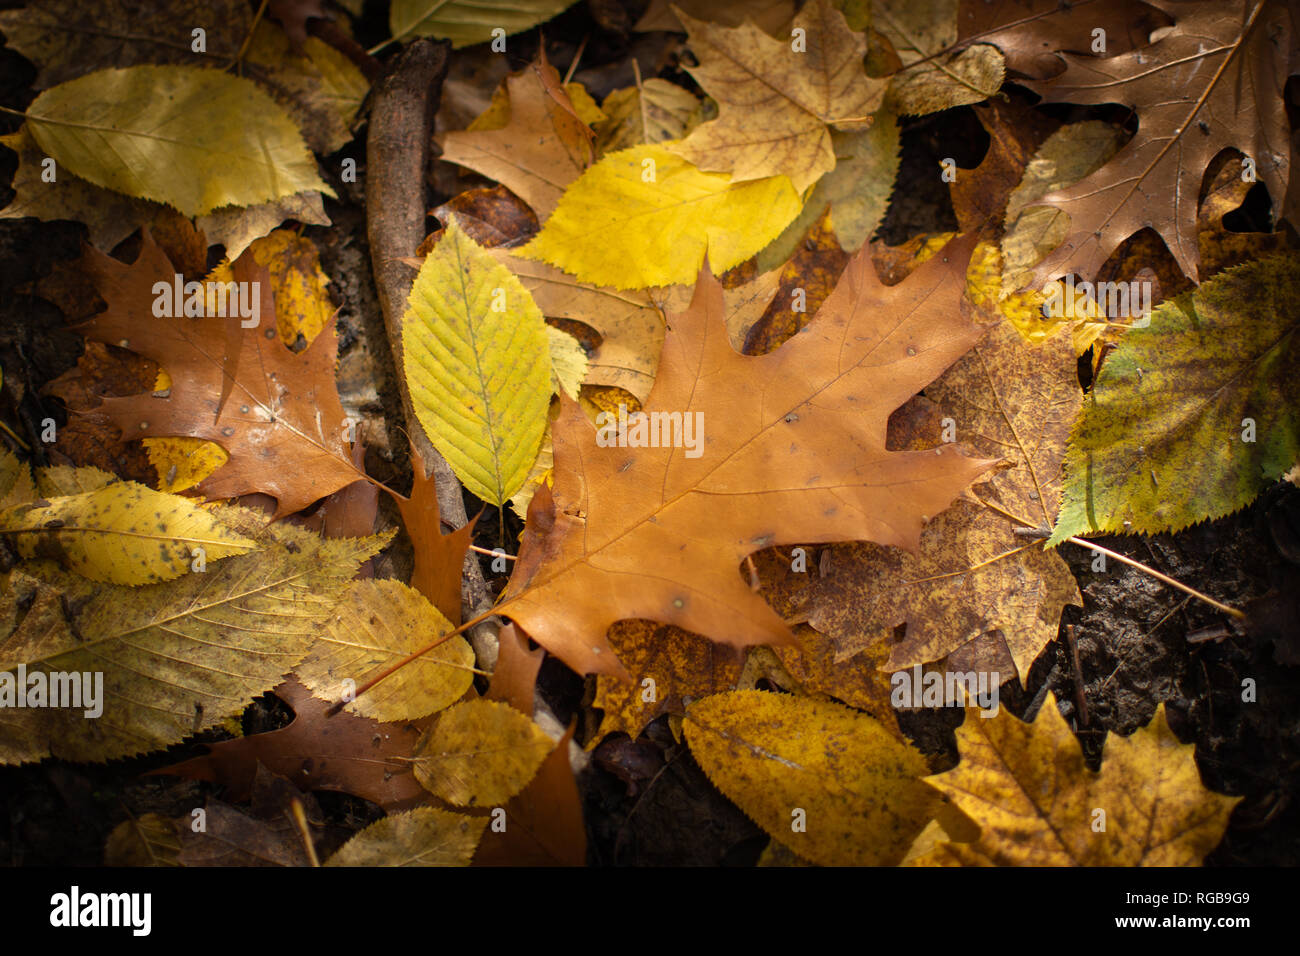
[0,522,393,763]
[24,65,331,217]
[519,143,803,289]
[1049,253,1300,543]
[403,217,552,506]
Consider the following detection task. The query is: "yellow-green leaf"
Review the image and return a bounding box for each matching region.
[412,698,554,807]
[326,807,487,866]
[297,579,475,722]
[34,464,116,497]
[519,144,803,289]
[403,217,552,506]
[390,0,576,48]
[24,65,331,217]
[683,690,938,865]
[1049,252,1300,543]
[0,481,259,585]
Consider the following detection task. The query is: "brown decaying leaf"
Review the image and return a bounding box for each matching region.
[635,0,795,35]
[1022,0,1294,284]
[793,318,1082,682]
[180,766,330,867]
[154,679,431,811]
[431,185,539,248]
[497,233,995,678]
[439,55,592,221]
[397,442,477,624]
[485,622,545,716]
[956,0,1172,80]
[73,234,362,518]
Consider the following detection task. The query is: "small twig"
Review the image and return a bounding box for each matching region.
[231,0,271,72]
[1067,536,1245,620]
[1065,623,1089,727]
[288,798,320,868]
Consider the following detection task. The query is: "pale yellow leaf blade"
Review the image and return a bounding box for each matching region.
[325,807,487,866]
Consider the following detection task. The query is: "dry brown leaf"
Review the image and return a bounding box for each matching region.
[496,233,995,677]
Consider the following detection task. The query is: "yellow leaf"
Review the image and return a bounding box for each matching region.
[683,690,939,865]
[546,325,588,400]
[519,144,803,289]
[24,66,331,217]
[0,481,259,585]
[470,79,605,131]
[326,807,487,866]
[918,695,1241,865]
[145,437,229,494]
[0,521,393,763]
[104,814,182,867]
[297,579,475,723]
[412,698,555,807]
[35,464,115,497]
[403,217,552,506]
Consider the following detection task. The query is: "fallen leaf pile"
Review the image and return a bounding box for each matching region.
[1,0,1292,871]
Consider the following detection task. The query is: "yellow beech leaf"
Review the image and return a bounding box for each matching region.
[24,66,331,217]
[519,144,803,289]
[547,326,588,400]
[668,0,884,192]
[918,695,1240,866]
[402,217,552,507]
[412,698,555,807]
[0,481,259,585]
[595,79,699,155]
[297,579,475,723]
[325,807,487,866]
[683,690,939,865]
[0,520,393,763]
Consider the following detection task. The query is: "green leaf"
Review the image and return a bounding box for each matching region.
[0,481,259,585]
[389,0,577,48]
[519,143,804,289]
[24,65,331,217]
[1049,253,1300,544]
[0,518,393,763]
[403,217,552,507]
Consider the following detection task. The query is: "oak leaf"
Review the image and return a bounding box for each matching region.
[439,57,592,222]
[1021,0,1296,284]
[74,233,363,517]
[915,695,1240,865]
[498,233,994,677]
[669,0,885,192]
